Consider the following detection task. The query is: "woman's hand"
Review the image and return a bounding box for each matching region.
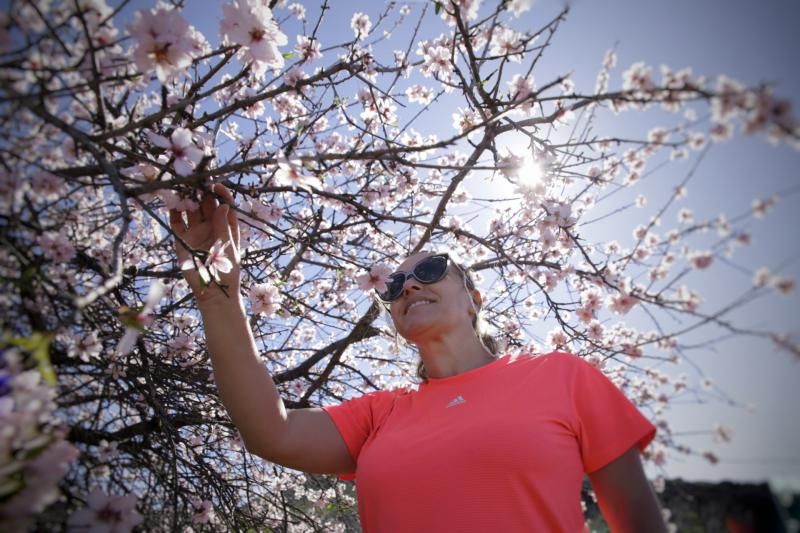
[170,183,241,306]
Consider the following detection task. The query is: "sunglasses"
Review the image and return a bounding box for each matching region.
[377,254,451,302]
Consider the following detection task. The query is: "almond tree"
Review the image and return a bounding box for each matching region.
[0,0,797,531]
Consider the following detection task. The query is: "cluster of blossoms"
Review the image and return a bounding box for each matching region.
[128,4,209,83]
[220,0,288,76]
[0,341,79,532]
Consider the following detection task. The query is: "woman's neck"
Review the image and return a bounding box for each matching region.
[416,335,495,379]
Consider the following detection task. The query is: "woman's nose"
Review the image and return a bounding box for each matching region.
[402,276,421,295]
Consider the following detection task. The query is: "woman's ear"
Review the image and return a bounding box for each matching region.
[470,289,483,312]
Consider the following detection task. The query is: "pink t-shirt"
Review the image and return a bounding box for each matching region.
[322,352,656,533]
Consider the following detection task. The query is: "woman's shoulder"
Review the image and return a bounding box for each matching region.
[505,351,602,378]
[508,350,584,366]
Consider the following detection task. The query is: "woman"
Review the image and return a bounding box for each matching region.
[171,184,667,532]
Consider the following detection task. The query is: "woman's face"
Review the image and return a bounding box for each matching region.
[388,252,477,343]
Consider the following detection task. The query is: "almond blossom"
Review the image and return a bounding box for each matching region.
[507,0,532,18]
[508,73,535,112]
[406,84,435,105]
[115,281,164,356]
[37,231,76,262]
[191,498,216,525]
[67,489,143,533]
[249,283,282,316]
[688,251,713,270]
[296,35,322,63]
[181,239,233,285]
[351,13,372,40]
[274,152,316,190]
[497,152,525,179]
[439,0,481,25]
[490,26,524,61]
[147,128,203,176]
[128,6,203,82]
[220,0,288,76]
[357,264,392,294]
[607,292,639,315]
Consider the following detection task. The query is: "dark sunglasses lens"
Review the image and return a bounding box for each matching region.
[379,273,406,301]
[415,255,448,282]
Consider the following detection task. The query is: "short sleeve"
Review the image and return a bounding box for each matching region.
[564,354,657,473]
[321,390,398,480]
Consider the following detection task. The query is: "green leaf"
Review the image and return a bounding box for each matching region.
[9,332,56,386]
[282,52,295,59]
[434,1,442,15]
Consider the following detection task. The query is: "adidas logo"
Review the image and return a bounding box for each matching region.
[446,395,466,408]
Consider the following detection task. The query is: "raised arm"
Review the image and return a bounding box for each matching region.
[171,184,354,475]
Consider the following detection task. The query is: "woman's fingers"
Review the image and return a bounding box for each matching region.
[201,190,218,221]
[213,204,238,262]
[169,209,194,268]
[187,205,203,227]
[213,183,241,250]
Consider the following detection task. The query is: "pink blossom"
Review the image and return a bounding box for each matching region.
[607,292,638,315]
[238,87,265,118]
[547,329,569,350]
[452,107,482,136]
[753,267,771,288]
[37,232,76,262]
[586,321,605,341]
[709,121,733,143]
[128,6,200,82]
[249,283,282,316]
[508,74,535,112]
[490,26,524,61]
[507,0,532,17]
[288,3,306,20]
[284,65,307,87]
[274,152,316,190]
[751,196,776,218]
[701,450,719,465]
[688,251,713,270]
[29,170,64,201]
[147,128,203,176]
[67,489,143,533]
[772,276,796,295]
[439,0,481,25]
[0,439,79,528]
[497,152,524,178]
[421,45,452,79]
[406,84,434,105]
[115,281,164,356]
[356,264,392,294]
[68,332,103,362]
[351,13,372,40]
[220,0,288,75]
[167,334,196,357]
[713,424,734,444]
[181,239,233,285]
[622,61,655,93]
[296,35,322,63]
[191,498,215,525]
